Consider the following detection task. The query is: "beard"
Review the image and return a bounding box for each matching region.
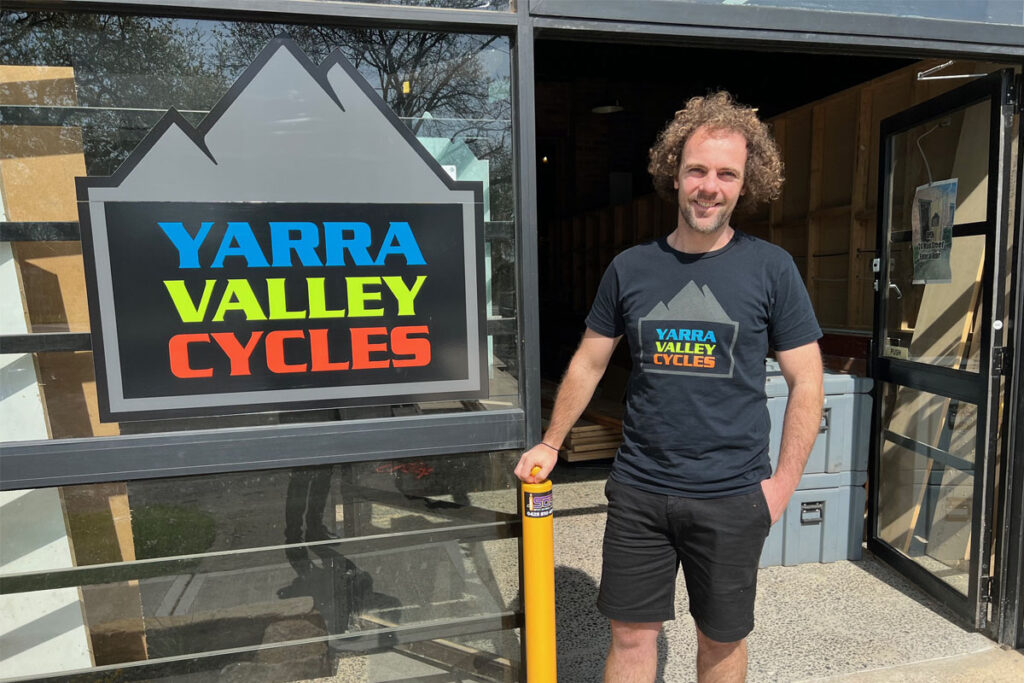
[678,198,734,235]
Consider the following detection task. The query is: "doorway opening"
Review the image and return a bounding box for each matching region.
[532,36,1019,636]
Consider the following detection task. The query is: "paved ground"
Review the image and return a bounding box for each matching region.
[548,465,1023,683]
[300,459,1024,681]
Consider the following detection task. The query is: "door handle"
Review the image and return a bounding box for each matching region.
[889,283,903,299]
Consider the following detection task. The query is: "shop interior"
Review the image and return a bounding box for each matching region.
[532,37,1014,598]
[534,38,914,383]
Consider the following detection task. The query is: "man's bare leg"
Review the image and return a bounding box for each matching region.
[604,619,661,683]
[695,626,747,683]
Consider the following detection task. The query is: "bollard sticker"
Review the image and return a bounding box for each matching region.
[524,491,553,518]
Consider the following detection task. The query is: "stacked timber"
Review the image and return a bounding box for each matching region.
[541,379,624,462]
[558,417,621,462]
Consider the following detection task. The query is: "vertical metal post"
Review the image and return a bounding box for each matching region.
[514,0,542,447]
[522,467,556,682]
[513,2,542,678]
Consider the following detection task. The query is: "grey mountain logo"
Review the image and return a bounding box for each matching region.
[77,37,477,204]
[77,36,486,421]
[643,281,733,323]
[638,281,739,378]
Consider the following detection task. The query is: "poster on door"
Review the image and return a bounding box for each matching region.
[911,179,957,285]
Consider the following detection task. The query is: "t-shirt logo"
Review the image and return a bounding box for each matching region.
[638,281,738,378]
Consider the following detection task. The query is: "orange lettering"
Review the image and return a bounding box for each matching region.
[266,329,307,373]
[391,325,431,367]
[309,328,350,371]
[211,331,263,376]
[168,333,213,378]
[351,327,390,369]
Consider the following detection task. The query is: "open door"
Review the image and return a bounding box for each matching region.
[867,69,1016,630]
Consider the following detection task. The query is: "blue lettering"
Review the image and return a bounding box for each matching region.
[211,222,269,268]
[375,222,425,266]
[270,222,321,267]
[159,221,213,269]
[324,222,374,266]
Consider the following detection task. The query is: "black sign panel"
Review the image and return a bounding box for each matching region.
[106,201,468,399]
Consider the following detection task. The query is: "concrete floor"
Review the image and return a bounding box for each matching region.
[306,460,1023,681]
[550,464,1023,683]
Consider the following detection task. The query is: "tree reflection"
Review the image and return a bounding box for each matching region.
[2,11,513,220]
[221,23,513,219]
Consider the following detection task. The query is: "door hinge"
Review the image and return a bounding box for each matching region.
[1011,73,1023,113]
[992,346,1012,376]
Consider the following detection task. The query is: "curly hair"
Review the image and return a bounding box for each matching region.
[648,91,783,214]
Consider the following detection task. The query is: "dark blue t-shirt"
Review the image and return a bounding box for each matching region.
[585,231,822,498]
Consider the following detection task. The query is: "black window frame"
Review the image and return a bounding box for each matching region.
[0,0,538,488]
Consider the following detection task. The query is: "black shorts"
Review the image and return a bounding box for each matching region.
[596,476,772,643]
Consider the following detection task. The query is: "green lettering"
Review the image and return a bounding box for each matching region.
[307,277,346,318]
[266,278,306,320]
[213,279,267,321]
[383,275,426,316]
[164,280,216,323]
[347,276,384,317]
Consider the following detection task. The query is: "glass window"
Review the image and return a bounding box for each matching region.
[875,382,976,595]
[674,0,1023,26]
[0,450,521,679]
[325,0,511,10]
[880,100,990,370]
[0,11,518,440]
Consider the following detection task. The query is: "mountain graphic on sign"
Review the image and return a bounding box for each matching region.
[643,281,733,323]
[80,35,475,205]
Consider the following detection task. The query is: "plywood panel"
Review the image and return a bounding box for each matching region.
[816,210,852,258]
[633,194,656,243]
[0,126,85,221]
[813,280,849,329]
[848,89,875,331]
[13,243,90,332]
[766,58,1012,332]
[821,93,858,209]
[781,108,812,224]
[0,65,77,105]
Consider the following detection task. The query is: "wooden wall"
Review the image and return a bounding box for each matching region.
[761,58,1009,332]
[542,59,1012,338]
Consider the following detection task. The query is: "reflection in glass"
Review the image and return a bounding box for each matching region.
[876,382,975,594]
[1,11,519,440]
[2,451,520,678]
[324,0,510,10]
[881,100,990,371]
[671,0,1023,25]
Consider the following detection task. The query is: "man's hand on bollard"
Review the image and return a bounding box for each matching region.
[514,444,558,483]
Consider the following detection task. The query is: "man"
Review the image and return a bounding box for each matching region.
[515,92,824,683]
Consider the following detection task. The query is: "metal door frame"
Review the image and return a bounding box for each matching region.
[866,70,1017,632]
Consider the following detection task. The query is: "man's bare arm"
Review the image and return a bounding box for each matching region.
[761,341,824,523]
[514,329,621,483]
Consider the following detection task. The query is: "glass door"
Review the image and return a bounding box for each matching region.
[868,69,1016,629]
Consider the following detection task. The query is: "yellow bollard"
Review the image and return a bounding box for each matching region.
[522,465,557,682]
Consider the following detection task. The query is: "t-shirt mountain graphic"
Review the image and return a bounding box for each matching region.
[638,281,739,378]
[642,281,733,323]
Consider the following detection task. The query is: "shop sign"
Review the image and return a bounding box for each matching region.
[77,37,486,421]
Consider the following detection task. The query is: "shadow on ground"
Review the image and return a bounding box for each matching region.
[553,565,671,682]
